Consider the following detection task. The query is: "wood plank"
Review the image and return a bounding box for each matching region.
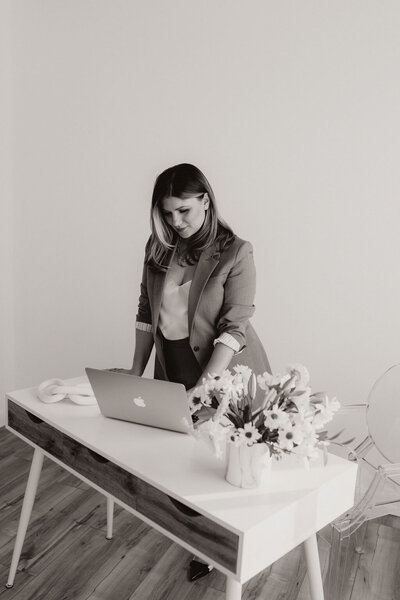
[0,456,84,520]
[1,427,400,600]
[241,566,273,600]
[8,401,240,572]
[0,480,78,545]
[351,522,400,600]
[0,427,26,455]
[127,542,197,600]
[242,546,303,600]
[0,560,36,597]
[0,486,94,569]
[0,452,31,493]
[86,527,172,600]
[0,455,84,513]
[1,477,146,577]
[182,584,225,600]
[0,525,144,600]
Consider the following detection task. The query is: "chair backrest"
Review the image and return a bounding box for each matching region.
[366,363,400,464]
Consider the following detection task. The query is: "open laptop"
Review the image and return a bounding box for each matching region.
[85,368,193,434]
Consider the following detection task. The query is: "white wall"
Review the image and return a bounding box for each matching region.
[0,0,15,425]
[3,1,400,426]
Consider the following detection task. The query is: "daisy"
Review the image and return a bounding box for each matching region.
[278,422,304,451]
[188,393,203,414]
[228,429,243,447]
[238,422,262,446]
[194,380,215,407]
[263,406,291,430]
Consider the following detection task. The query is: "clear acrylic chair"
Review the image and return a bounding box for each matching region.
[324,363,400,600]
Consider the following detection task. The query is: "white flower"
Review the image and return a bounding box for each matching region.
[232,365,252,395]
[204,371,244,402]
[188,389,203,413]
[189,381,216,410]
[287,363,310,388]
[213,393,231,423]
[232,364,252,380]
[257,371,291,391]
[311,395,340,429]
[220,378,244,401]
[195,419,227,459]
[294,416,314,436]
[227,429,244,447]
[278,422,304,451]
[263,406,291,430]
[189,365,339,463]
[289,388,312,414]
[326,395,340,413]
[237,422,262,446]
[261,387,278,410]
[292,436,320,459]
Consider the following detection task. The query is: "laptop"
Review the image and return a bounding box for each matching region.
[85,368,193,434]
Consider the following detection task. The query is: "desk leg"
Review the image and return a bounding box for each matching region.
[106,497,114,540]
[6,447,44,588]
[303,534,324,600]
[226,577,242,600]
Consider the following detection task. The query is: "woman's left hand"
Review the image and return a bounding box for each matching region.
[107,368,134,375]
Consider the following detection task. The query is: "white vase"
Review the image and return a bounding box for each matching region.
[225,443,272,488]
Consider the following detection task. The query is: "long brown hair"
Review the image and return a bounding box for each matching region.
[146,163,235,271]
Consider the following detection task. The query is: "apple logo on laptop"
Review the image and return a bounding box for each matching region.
[133,396,146,408]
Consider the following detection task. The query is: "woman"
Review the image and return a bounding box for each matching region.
[126,163,270,580]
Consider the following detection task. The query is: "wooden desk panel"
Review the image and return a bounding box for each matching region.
[8,399,239,572]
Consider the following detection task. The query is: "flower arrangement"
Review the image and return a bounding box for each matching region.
[188,364,340,465]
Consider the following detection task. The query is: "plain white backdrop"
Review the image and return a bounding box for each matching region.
[1,1,400,426]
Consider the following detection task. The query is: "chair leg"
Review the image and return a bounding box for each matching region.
[353,522,367,554]
[106,496,114,540]
[6,448,44,588]
[325,524,362,600]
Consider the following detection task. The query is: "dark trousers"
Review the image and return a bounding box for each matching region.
[160,331,202,390]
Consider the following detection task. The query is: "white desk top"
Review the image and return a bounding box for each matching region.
[6,376,358,580]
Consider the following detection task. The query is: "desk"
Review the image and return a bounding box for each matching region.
[5,378,357,599]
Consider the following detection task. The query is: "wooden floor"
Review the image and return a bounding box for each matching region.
[0,428,399,600]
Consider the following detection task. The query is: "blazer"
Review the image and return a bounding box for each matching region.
[136,235,271,391]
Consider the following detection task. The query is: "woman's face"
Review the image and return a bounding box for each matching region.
[161,195,209,239]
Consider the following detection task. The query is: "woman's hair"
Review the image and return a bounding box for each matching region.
[146,163,235,271]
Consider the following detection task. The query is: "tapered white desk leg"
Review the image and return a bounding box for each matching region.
[303,534,324,600]
[106,496,114,540]
[226,577,242,600]
[6,448,44,588]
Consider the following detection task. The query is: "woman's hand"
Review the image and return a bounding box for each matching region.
[107,368,135,375]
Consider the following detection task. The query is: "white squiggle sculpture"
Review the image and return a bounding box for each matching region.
[37,379,97,405]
